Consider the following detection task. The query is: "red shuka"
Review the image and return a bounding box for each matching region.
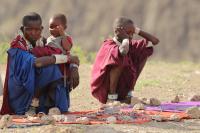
[90,39,153,104]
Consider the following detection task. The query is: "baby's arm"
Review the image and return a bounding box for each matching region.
[61,36,73,51]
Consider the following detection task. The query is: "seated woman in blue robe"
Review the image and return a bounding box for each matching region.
[0,12,79,115]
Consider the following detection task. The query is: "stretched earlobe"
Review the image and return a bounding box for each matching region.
[64,25,67,30]
[20,26,24,32]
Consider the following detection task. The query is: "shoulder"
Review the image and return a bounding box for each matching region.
[65,35,73,45]
[8,48,35,62]
[10,35,27,50]
[103,38,116,45]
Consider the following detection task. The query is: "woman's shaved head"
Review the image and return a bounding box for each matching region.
[113,16,134,30]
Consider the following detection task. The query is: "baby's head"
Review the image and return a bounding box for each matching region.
[113,17,135,42]
[49,13,67,37]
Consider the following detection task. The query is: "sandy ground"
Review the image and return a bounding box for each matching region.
[0,62,200,133]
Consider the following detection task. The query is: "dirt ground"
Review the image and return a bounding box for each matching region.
[0,61,200,133]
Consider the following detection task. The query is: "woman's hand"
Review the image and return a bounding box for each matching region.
[116,27,129,42]
[69,55,80,66]
[70,67,79,89]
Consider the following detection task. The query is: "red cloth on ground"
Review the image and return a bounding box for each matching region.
[90,39,153,104]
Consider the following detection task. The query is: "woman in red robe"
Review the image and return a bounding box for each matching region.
[90,17,159,104]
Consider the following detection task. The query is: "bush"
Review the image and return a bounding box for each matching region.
[71,45,96,64]
[0,42,9,64]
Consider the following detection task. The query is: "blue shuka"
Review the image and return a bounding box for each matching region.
[7,48,69,114]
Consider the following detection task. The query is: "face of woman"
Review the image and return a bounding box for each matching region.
[23,20,43,44]
[115,23,135,42]
[123,23,135,40]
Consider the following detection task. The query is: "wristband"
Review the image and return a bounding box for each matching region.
[127,91,133,97]
[70,63,79,69]
[135,27,141,34]
[122,38,129,45]
[54,54,69,64]
[108,94,118,100]
[119,39,129,55]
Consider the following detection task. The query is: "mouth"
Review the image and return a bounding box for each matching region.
[28,37,37,44]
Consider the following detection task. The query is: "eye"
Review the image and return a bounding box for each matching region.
[127,30,134,35]
[50,24,57,29]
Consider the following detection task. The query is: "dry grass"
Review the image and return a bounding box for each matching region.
[0,61,200,132]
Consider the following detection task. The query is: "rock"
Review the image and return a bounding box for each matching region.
[151,115,165,122]
[48,107,61,115]
[31,98,39,107]
[120,103,129,107]
[104,106,120,114]
[37,112,46,118]
[75,117,89,124]
[118,115,134,121]
[133,103,145,110]
[112,101,121,106]
[141,98,150,105]
[25,106,36,116]
[0,115,12,129]
[52,115,66,122]
[52,114,76,122]
[189,95,200,101]
[171,95,180,103]
[185,107,200,119]
[27,116,40,121]
[106,116,117,123]
[130,97,142,105]
[40,115,56,125]
[169,114,180,121]
[149,98,161,106]
[63,115,76,122]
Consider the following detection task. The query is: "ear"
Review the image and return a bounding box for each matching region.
[114,27,119,34]
[20,26,24,32]
[64,25,67,30]
[115,28,122,36]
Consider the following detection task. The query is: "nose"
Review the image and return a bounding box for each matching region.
[129,35,133,40]
[29,29,40,40]
[31,29,37,35]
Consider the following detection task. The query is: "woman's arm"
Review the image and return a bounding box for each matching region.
[34,55,80,68]
[137,29,160,45]
[34,56,56,67]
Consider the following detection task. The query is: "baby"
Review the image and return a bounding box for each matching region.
[47,13,73,55]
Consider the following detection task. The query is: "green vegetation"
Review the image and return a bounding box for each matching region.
[71,45,96,64]
[0,42,96,64]
[0,42,9,64]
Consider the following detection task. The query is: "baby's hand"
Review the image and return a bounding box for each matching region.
[57,25,65,36]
